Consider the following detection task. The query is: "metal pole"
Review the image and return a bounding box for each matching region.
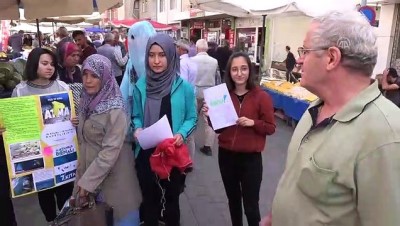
[260,15,266,77]
[36,19,42,48]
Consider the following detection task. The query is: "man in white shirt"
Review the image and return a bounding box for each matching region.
[176,39,198,161]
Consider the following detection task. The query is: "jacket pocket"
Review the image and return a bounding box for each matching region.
[297,155,337,200]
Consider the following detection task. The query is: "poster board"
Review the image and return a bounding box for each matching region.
[0,91,79,198]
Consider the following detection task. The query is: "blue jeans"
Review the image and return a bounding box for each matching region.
[116,210,140,226]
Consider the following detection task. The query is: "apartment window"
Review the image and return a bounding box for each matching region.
[142,0,148,13]
[170,0,176,10]
[134,0,139,9]
[160,0,165,12]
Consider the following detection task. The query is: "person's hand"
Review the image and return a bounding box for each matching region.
[237,117,255,127]
[201,101,209,117]
[173,134,184,146]
[260,213,272,226]
[78,186,89,197]
[71,117,79,127]
[134,128,143,141]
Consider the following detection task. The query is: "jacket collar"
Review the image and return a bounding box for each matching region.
[309,81,381,123]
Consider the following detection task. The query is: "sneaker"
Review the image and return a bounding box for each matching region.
[200,146,212,156]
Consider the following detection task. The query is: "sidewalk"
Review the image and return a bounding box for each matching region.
[12,119,292,226]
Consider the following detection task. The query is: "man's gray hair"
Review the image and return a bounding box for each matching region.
[311,10,377,76]
[104,33,115,43]
[196,39,208,52]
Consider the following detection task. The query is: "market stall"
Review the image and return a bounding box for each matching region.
[261,78,317,122]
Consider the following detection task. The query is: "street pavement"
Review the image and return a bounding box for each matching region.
[12,118,293,226]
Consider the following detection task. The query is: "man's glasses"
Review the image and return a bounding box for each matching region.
[298,47,329,57]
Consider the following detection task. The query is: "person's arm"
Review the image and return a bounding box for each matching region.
[382,70,400,90]
[180,60,189,81]
[356,142,400,226]
[77,110,127,193]
[252,92,276,136]
[176,82,197,140]
[114,46,128,67]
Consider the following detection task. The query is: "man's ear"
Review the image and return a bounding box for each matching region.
[326,47,342,71]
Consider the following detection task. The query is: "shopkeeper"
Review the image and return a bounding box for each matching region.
[381,67,400,107]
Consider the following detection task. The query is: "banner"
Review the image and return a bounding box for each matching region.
[0,91,78,198]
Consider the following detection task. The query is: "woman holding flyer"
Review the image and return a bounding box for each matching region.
[132,33,197,226]
[11,47,76,224]
[74,54,142,226]
[202,52,276,226]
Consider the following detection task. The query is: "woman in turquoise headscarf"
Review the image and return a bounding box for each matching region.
[132,33,197,226]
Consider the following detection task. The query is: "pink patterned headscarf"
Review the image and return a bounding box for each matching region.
[79,54,125,117]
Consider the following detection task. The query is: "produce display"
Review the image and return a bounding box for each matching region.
[262,80,318,102]
[0,59,26,93]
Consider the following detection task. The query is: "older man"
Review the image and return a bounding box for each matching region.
[262,10,400,226]
[97,33,124,85]
[55,27,73,50]
[191,39,221,156]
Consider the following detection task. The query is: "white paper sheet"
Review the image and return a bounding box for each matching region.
[203,84,239,130]
[137,115,174,150]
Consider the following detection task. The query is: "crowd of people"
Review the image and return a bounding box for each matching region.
[1,9,400,226]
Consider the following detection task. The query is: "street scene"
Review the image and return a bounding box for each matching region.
[1,0,400,226]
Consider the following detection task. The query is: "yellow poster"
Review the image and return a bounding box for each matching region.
[0,91,79,198]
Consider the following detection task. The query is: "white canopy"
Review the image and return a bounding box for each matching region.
[192,0,362,18]
[0,0,121,20]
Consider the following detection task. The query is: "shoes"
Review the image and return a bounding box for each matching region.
[200,146,212,156]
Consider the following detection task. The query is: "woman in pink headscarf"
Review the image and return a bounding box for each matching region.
[57,42,82,84]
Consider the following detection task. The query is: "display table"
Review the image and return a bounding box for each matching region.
[262,87,310,122]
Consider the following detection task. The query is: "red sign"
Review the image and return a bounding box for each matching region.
[229,29,235,49]
[190,8,205,18]
[192,21,204,29]
[1,21,10,52]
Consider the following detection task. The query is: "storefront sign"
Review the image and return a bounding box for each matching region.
[229,29,235,48]
[190,8,205,18]
[192,21,204,29]
[235,17,263,28]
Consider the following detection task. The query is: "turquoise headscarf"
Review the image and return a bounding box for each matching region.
[120,21,156,108]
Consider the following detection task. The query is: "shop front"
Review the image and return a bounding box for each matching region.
[234,17,266,65]
[179,9,234,44]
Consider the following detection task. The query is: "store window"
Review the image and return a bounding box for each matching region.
[170,0,176,10]
[134,0,139,9]
[236,28,257,62]
[160,0,165,12]
[142,0,148,13]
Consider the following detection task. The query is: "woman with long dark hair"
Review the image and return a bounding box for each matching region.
[202,52,276,226]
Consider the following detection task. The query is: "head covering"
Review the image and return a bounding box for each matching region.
[58,42,80,66]
[79,54,125,117]
[144,33,180,128]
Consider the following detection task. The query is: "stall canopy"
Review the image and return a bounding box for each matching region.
[0,0,122,20]
[110,19,177,31]
[189,0,251,17]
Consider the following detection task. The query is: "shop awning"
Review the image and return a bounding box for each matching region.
[0,0,122,20]
[189,0,252,17]
[110,19,177,31]
[191,0,362,18]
